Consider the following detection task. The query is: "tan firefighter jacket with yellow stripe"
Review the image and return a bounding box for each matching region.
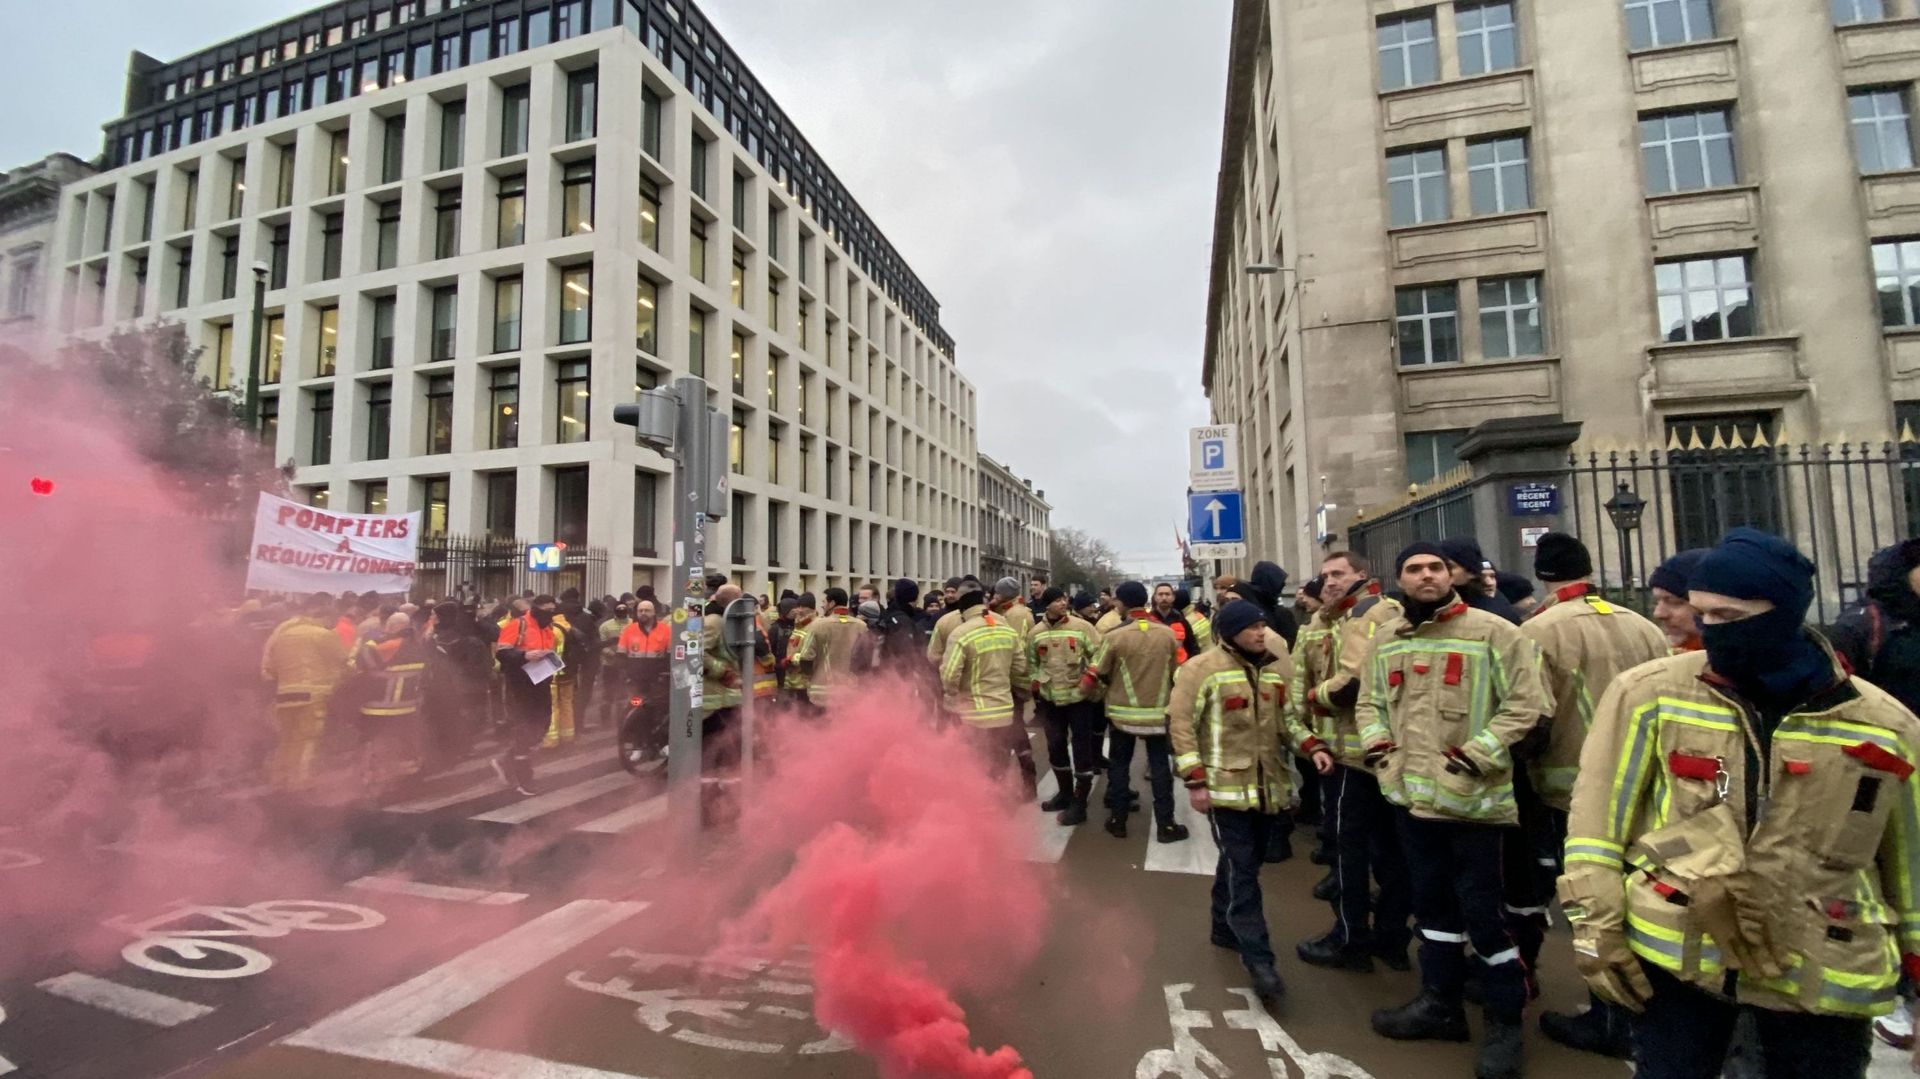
[939,605,1030,728]
[1090,610,1179,735]
[795,608,864,706]
[927,609,963,666]
[783,614,815,695]
[1171,642,1320,813]
[995,600,1034,639]
[1028,613,1095,706]
[1291,582,1403,768]
[1358,596,1551,826]
[1520,583,1670,812]
[1559,646,1920,1018]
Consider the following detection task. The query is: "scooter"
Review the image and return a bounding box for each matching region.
[617,693,668,774]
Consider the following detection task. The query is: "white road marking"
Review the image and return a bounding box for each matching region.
[574,793,668,834]
[1144,783,1221,876]
[472,772,636,825]
[1028,811,1075,863]
[0,1003,13,1075]
[347,876,528,906]
[281,899,648,1078]
[36,972,216,1027]
[383,744,613,814]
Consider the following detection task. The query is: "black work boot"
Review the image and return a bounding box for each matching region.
[1104,810,1128,839]
[1249,963,1286,1002]
[1372,991,1471,1042]
[1156,821,1190,844]
[1040,769,1074,812]
[1016,752,1039,798]
[1312,870,1339,902]
[1372,938,1413,972]
[1057,775,1093,826]
[1476,1018,1524,1079]
[1310,843,1335,866]
[1539,1000,1632,1060]
[1128,789,1142,813]
[1264,835,1294,863]
[1297,929,1374,972]
[1211,925,1237,949]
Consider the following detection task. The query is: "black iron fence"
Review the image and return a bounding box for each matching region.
[1347,469,1478,572]
[412,535,608,604]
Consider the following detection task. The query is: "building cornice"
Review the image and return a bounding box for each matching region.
[1201,0,1267,393]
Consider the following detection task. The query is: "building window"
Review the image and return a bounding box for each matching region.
[636,276,658,353]
[1666,414,1783,550]
[430,285,457,360]
[316,304,339,376]
[269,225,290,288]
[212,323,235,390]
[310,389,334,465]
[565,66,598,142]
[1641,108,1737,194]
[1387,146,1449,227]
[485,471,517,536]
[731,494,748,565]
[690,134,710,200]
[425,373,454,454]
[767,499,784,565]
[1395,284,1460,366]
[375,200,401,269]
[435,187,461,259]
[1478,275,1545,358]
[220,235,240,299]
[690,221,708,281]
[554,466,589,547]
[1874,238,1920,327]
[490,366,520,448]
[1377,12,1439,91]
[263,314,285,383]
[420,476,450,537]
[320,211,344,279]
[633,471,658,556]
[1851,88,1915,174]
[260,394,279,445]
[562,161,595,236]
[731,332,747,396]
[1835,0,1887,23]
[767,355,781,412]
[497,173,526,246]
[732,172,748,231]
[767,279,782,333]
[768,202,784,263]
[274,146,295,208]
[1405,429,1467,485]
[381,116,405,184]
[358,481,388,516]
[439,100,465,170]
[1656,254,1754,342]
[227,155,247,219]
[798,301,811,350]
[366,379,392,460]
[500,85,530,156]
[642,87,663,160]
[556,359,591,442]
[1467,135,1531,213]
[328,129,349,195]
[181,168,200,231]
[730,410,745,472]
[368,295,396,369]
[1457,1,1518,77]
[559,266,592,344]
[639,176,660,250]
[1625,0,1716,50]
[731,252,746,307]
[689,308,707,379]
[494,275,523,352]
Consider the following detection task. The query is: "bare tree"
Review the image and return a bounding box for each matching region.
[1049,528,1124,595]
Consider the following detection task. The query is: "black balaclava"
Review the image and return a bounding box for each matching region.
[1690,528,1824,703]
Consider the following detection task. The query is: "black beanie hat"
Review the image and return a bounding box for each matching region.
[1396,541,1451,576]
[1302,575,1325,600]
[1069,592,1096,612]
[1533,532,1593,583]
[1437,537,1487,572]
[1116,581,1149,609]
[1496,571,1536,606]
[795,592,818,610]
[1648,549,1708,597]
[1213,599,1267,644]
[1691,528,1816,622]
[1040,586,1065,607]
[892,578,920,606]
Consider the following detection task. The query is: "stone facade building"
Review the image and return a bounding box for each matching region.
[978,453,1051,587]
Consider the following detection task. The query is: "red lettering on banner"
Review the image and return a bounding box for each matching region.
[277,505,298,526]
[294,508,314,529]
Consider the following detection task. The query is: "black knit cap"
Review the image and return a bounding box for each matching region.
[1040,587,1065,606]
[1395,541,1451,576]
[1648,549,1708,597]
[1532,532,1593,583]
[1436,537,1488,572]
[1069,592,1096,611]
[1302,575,1325,600]
[1116,581,1149,609]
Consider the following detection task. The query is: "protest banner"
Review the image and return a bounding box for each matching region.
[245,492,421,595]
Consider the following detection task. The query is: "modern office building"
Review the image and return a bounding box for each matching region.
[49,0,980,597]
[1,153,95,346]
[1203,0,1920,572]
[977,453,1050,586]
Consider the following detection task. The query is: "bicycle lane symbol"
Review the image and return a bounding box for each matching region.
[565,949,854,1056]
[1136,984,1378,1079]
[110,900,386,981]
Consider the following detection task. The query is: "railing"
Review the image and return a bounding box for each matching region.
[411,535,608,604]
[1347,466,1477,570]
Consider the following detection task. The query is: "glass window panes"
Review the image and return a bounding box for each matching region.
[371,295,396,369]
[321,211,344,279]
[690,221,708,280]
[1874,239,1920,327]
[263,314,285,383]
[731,332,747,395]
[641,87,662,160]
[497,173,526,246]
[1405,430,1467,485]
[1387,146,1448,227]
[227,155,246,219]
[554,467,589,547]
[1851,89,1915,174]
[730,410,745,472]
[494,275,523,352]
[1456,2,1518,77]
[425,373,454,454]
[689,309,707,378]
[490,366,520,448]
[565,67,598,142]
[1834,0,1887,23]
[366,379,392,460]
[485,471,517,536]
[731,253,746,307]
[430,285,457,360]
[275,145,295,207]
[376,200,401,269]
[1395,284,1460,366]
[501,85,530,156]
[1624,0,1716,50]
[559,266,592,344]
[562,161,595,236]
[556,359,590,442]
[316,304,339,375]
[421,477,450,537]
[1377,12,1439,91]
[639,176,660,250]
[1478,275,1545,358]
[1641,108,1737,194]
[636,276,658,353]
[634,471,658,555]
[381,116,405,184]
[328,130,349,195]
[310,389,333,464]
[439,100,465,170]
[690,135,710,200]
[1655,254,1754,342]
[434,187,462,259]
[213,323,235,389]
[1467,135,1531,213]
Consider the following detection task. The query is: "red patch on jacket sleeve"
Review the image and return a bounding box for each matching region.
[1444,653,1464,686]
[1388,670,1404,688]
[1224,695,1249,710]
[1667,752,1720,782]
[1784,759,1812,776]
[1845,741,1916,782]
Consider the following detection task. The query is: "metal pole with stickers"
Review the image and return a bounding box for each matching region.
[615,377,730,840]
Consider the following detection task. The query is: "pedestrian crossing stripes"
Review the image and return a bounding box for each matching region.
[1144,787,1222,876]
[382,738,614,814]
[347,876,529,905]
[573,793,668,835]
[36,972,215,1027]
[471,772,638,825]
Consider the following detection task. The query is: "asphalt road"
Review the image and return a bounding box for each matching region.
[0,725,1906,1079]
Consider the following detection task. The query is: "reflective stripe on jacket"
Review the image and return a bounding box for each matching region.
[927,609,963,665]
[1028,614,1095,705]
[1093,611,1178,735]
[262,617,350,699]
[796,610,864,705]
[784,619,813,694]
[357,636,426,718]
[1170,642,1315,812]
[1560,646,1920,1018]
[939,606,1029,727]
[1357,598,1550,825]
[1520,583,1669,812]
[1290,584,1402,768]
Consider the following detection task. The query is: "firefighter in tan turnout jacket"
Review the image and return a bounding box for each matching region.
[939,580,1035,792]
[1027,587,1100,826]
[1560,529,1920,1079]
[1171,598,1333,1002]
[1291,552,1415,976]
[1516,533,1671,1060]
[1358,542,1551,1079]
[1086,581,1189,844]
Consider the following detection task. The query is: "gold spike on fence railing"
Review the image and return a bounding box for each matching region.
[1903,420,1919,445]
[1751,426,1772,449]
[1727,427,1747,450]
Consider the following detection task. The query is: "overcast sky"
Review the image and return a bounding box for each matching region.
[1,0,1229,576]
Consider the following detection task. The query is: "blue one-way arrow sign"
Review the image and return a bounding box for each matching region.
[1188,490,1245,545]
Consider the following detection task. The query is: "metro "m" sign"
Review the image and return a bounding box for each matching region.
[526,543,564,572]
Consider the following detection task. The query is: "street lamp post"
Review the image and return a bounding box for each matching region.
[1603,483,1647,596]
[244,261,269,431]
